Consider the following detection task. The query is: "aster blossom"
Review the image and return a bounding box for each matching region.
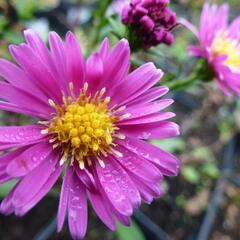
[0,30,179,239]
[182,3,240,96]
[121,0,177,49]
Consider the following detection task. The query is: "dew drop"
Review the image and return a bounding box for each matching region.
[32,156,38,162]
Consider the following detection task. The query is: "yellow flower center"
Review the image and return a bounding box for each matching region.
[40,83,127,169]
[211,32,240,72]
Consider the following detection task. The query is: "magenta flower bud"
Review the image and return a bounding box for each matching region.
[142,0,168,9]
[131,0,142,6]
[141,0,154,7]
[163,32,174,45]
[154,27,166,41]
[163,8,176,26]
[121,0,177,49]
[132,6,148,19]
[140,15,155,32]
[122,5,132,24]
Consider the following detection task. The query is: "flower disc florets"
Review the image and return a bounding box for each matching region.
[211,32,240,73]
[41,83,124,169]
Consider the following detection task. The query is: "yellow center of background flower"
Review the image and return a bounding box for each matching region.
[211,32,240,72]
[41,83,126,169]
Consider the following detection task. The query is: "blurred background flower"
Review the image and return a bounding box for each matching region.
[182,3,240,96]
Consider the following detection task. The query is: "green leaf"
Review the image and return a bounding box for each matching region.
[115,221,145,240]
[192,146,215,161]
[14,0,37,19]
[0,180,16,197]
[108,17,125,39]
[4,31,24,44]
[200,162,220,179]
[181,166,200,184]
[151,138,186,153]
[0,15,8,33]
[175,195,187,208]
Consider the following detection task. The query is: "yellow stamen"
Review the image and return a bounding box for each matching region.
[96,156,105,168]
[211,31,240,72]
[113,105,126,113]
[114,134,126,139]
[109,147,123,157]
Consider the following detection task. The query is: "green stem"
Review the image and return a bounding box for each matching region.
[91,0,113,48]
[166,73,199,91]
[165,59,214,91]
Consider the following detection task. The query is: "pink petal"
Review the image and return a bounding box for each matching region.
[199,3,212,46]
[68,172,88,240]
[119,67,163,106]
[0,81,52,116]
[87,190,115,230]
[15,164,62,216]
[121,99,174,119]
[120,121,180,139]
[200,3,229,47]
[0,125,44,143]
[106,155,141,208]
[216,4,229,30]
[65,31,85,96]
[188,45,207,57]
[216,79,232,96]
[98,37,110,60]
[24,29,58,80]
[0,147,27,168]
[115,145,163,182]
[24,30,67,95]
[229,16,240,39]
[0,173,12,184]
[6,141,52,177]
[9,44,62,103]
[93,170,131,226]
[12,151,60,209]
[95,157,133,216]
[49,31,68,94]
[112,209,131,226]
[0,101,50,119]
[101,39,130,92]
[130,174,163,203]
[118,112,175,125]
[110,63,163,106]
[117,136,180,176]
[0,183,19,215]
[0,141,44,152]
[57,165,73,232]
[75,167,97,191]
[0,58,47,101]
[179,18,199,37]
[86,53,103,94]
[127,86,169,106]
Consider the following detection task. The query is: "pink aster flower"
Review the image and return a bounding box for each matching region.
[182,3,240,96]
[0,30,179,239]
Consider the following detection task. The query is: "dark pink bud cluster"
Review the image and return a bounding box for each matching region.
[122,0,177,49]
